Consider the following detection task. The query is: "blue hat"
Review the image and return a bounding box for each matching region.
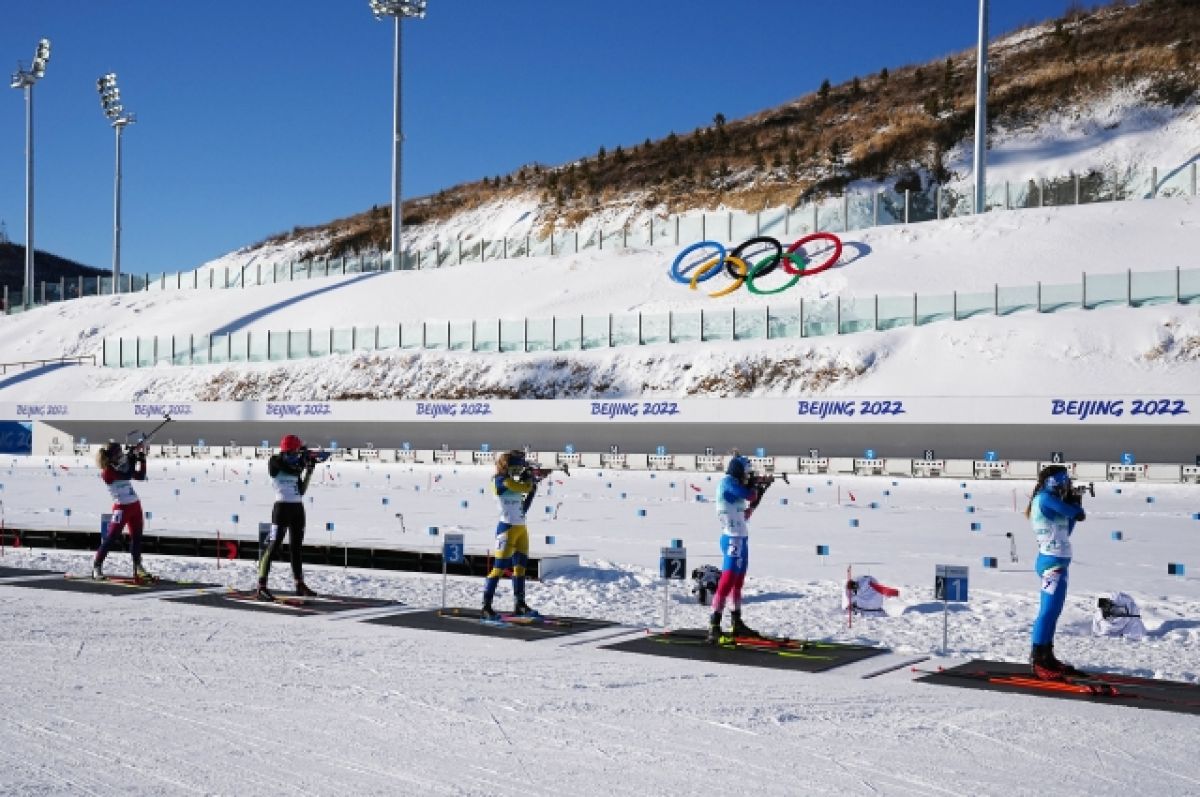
[1044,467,1070,491]
[726,456,750,480]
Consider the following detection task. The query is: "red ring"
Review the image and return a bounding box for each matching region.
[782,232,843,276]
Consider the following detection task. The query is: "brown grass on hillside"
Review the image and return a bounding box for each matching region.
[269,0,1199,260]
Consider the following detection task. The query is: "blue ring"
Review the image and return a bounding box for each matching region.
[669,240,726,284]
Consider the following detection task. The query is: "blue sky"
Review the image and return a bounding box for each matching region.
[1,0,1075,275]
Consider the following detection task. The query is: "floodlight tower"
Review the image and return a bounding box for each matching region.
[368,0,426,271]
[97,73,136,293]
[10,38,51,308]
[973,0,989,214]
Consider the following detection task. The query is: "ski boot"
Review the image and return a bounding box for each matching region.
[481,601,500,621]
[294,581,318,598]
[705,611,723,644]
[91,562,105,580]
[1030,644,1079,680]
[512,600,539,618]
[133,562,156,584]
[730,610,760,639]
[255,583,277,602]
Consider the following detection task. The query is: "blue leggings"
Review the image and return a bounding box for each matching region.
[1031,554,1071,645]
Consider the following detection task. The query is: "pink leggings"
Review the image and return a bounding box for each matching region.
[712,570,746,613]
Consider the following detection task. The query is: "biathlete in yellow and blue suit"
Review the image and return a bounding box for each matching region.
[482,450,540,620]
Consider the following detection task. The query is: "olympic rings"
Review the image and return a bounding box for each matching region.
[668,233,844,297]
[669,240,726,284]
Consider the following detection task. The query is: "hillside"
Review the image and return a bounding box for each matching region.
[1,197,1197,402]
[0,243,105,305]
[237,0,1199,263]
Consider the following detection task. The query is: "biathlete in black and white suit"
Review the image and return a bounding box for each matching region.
[256,434,317,600]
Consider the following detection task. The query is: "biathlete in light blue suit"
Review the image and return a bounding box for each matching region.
[707,455,761,642]
[1025,464,1087,678]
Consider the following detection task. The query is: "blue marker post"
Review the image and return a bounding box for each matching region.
[1168,563,1186,577]
[816,544,830,564]
[848,519,859,528]
[1111,531,1123,541]
[982,557,997,568]
[970,522,982,531]
[637,508,646,517]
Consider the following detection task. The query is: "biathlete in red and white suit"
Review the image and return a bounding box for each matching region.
[92,441,151,581]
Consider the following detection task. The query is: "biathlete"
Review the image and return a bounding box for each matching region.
[707,455,760,642]
[1025,464,1087,679]
[257,434,318,600]
[482,450,540,620]
[93,441,153,581]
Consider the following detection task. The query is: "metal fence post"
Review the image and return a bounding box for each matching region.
[1037,281,1043,312]
[727,212,733,242]
[994,283,999,315]
[701,214,706,240]
[904,190,910,224]
[608,313,613,348]
[1127,269,1132,307]
[873,192,879,227]
[813,203,819,232]
[873,295,878,331]
[668,310,673,343]
[1192,163,1197,197]
[799,299,804,338]
[1082,272,1088,309]
[1005,181,1010,210]
[574,231,579,254]
[1150,166,1158,199]
[842,193,849,232]
[674,215,680,246]
[836,297,841,334]
[952,291,958,321]
[638,313,643,345]
[765,306,772,340]
[1039,178,1045,208]
[912,293,917,326]
[936,186,942,220]
[523,318,528,352]
[1074,173,1080,205]
[579,314,584,350]
[1177,266,1182,304]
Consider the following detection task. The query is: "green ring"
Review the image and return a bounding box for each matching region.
[745,252,807,295]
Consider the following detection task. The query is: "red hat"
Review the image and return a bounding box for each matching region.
[280,434,304,452]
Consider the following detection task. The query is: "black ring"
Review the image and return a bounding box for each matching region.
[728,236,782,279]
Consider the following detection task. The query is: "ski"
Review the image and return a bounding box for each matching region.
[913,666,1200,708]
[649,631,833,660]
[224,589,310,609]
[66,573,157,588]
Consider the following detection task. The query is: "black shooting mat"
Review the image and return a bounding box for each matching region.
[164,589,398,616]
[916,659,1200,716]
[4,574,217,596]
[601,628,888,672]
[364,607,616,641]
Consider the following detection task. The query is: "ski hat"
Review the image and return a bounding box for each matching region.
[726,455,751,480]
[280,434,304,453]
[1043,466,1070,491]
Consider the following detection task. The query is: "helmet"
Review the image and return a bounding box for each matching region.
[1043,466,1070,492]
[726,455,750,481]
[104,441,123,458]
[505,449,526,468]
[280,434,304,453]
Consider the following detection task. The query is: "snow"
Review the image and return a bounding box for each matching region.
[2,84,1200,796]
[2,197,1199,402]
[1,455,1199,795]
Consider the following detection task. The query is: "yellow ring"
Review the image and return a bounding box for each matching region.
[707,256,748,298]
[688,255,725,290]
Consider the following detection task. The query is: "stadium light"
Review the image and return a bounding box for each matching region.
[973,0,989,214]
[10,38,51,308]
[367,0,426,271]
[97,73,136,294]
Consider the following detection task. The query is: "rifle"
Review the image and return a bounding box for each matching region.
[124,414,172,453]
[529,462,570,480]
[746,471,789,516]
